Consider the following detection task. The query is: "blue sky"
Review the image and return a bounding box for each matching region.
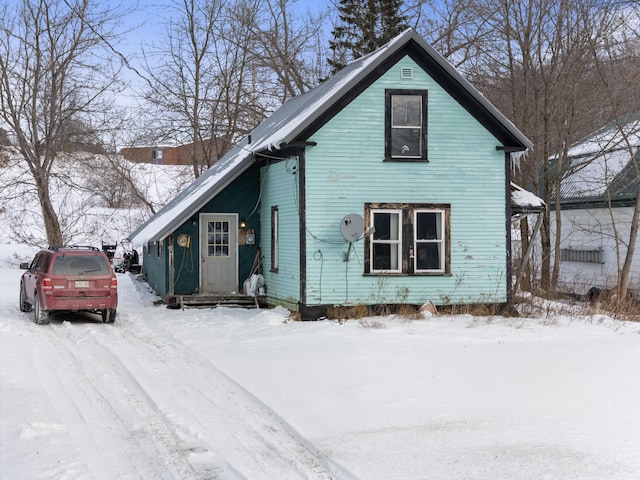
[113,0,334,65]
[106,0,335,108]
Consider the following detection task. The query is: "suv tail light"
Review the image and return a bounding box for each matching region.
[42,277,53,294]
[110,277,118,291]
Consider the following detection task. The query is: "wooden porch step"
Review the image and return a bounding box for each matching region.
[166,294,266,310]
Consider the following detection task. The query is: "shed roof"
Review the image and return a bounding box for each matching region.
[511,182,546,214]
[556,111,640,207]
[128,28,532,245]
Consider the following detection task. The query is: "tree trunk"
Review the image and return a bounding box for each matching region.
[519,216,532,291]
[619,190,639,298]
[34,170,63,246]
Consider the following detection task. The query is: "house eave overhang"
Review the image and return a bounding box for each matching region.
[127,149,257,245]
[556,197,638,210]
[128,28,533,246]
[403,39,533,151]
[289,30,532,151]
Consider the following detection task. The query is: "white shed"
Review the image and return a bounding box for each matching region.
[550,112,640,298]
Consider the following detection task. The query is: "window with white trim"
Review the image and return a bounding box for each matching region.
[365,203,449,275]
[371,209,402,272]
[414,210,445,272]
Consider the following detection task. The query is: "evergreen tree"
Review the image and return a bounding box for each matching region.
[328,0,408,74]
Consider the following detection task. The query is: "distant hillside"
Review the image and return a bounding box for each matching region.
[0,148,192,248]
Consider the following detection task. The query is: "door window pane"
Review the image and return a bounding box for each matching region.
[207,220,230,257]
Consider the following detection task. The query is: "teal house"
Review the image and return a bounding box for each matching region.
[128,29,534,319]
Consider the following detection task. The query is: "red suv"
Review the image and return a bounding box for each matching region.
[19,246,118,324]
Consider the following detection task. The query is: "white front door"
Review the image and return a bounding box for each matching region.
[200,213,238,293]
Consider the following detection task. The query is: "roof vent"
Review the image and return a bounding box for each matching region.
[401,67,413,79]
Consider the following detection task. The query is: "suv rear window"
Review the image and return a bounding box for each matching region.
[52,255,111,275]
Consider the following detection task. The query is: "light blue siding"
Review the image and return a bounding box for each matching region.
[260,159,301,309]
[304,56,508,306]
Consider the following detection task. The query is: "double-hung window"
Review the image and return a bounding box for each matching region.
[414,210,445,272]
[386,89,428,161]
[366,203,449,275]
[371,209,402,272]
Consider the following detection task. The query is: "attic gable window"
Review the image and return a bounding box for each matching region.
[385,89,428,162]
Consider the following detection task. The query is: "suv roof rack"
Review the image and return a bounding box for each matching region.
[48,245,100,252]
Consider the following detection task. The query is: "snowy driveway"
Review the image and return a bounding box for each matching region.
[1,253,346,479]
[2,243,640,479]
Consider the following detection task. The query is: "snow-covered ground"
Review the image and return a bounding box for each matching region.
[1,151,639,478]
[1,242,640,479]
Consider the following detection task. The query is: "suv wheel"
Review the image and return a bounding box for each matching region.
[34,295,50,325]
[19,283,32,312]
[102,308,116,324]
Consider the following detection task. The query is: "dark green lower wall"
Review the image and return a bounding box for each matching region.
[142,242,168,297]
[142,163,262,297]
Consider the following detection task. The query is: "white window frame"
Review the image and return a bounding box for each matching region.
[369,209,403,273]
[413,209,446,273]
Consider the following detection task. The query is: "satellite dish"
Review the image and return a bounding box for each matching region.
[340,214,365,242]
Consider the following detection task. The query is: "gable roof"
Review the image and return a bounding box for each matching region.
[128,28,532,245]
[556,111,640,208]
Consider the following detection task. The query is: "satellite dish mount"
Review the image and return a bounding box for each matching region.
[340,214,365,262]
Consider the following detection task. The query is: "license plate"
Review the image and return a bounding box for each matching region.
[75,281,89,288]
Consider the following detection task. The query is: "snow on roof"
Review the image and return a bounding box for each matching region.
[566,114,640,158]
[128,33,406,246]
[129,28,533,245]
[562,148,634,198]
[559,112,640,200]
[127,144,253,245]
[511,182,545,211]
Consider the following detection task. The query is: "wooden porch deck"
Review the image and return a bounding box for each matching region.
[165,293,267,310]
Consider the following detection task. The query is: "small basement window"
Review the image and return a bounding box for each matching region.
[560,248,604,264]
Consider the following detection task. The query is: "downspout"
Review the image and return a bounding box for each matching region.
[298,148,307,310]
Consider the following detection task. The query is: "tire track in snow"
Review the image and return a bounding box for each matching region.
[32,345,107,479]
[31,306,350,479]
[33,321,202,480]
[88,314,347,479]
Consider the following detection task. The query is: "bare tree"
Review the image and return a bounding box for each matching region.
[141,0,229,179]
[240,0,330,99]
[410,0,493,68]
[461,0,630,292]
[586,5,640,299]
[0,0,126,246]
[141,0,329,179]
